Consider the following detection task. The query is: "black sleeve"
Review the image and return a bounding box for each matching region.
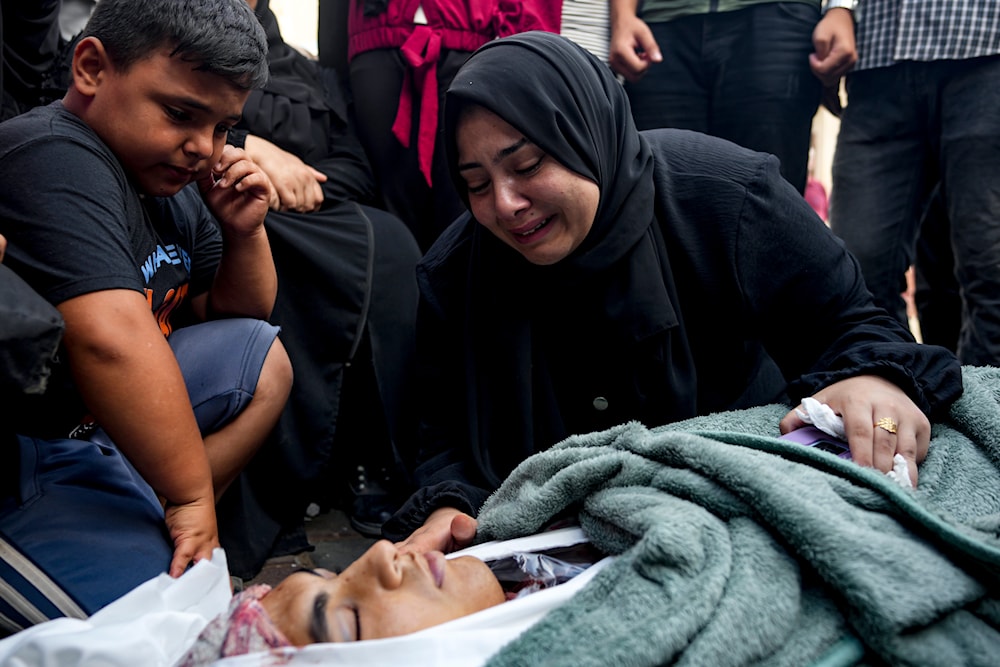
[732,153,963,416]
[0,0,62,119]
[312,131,376,206]
[382,246,495,538]
[313,64,376,206]
[0,263,63,397]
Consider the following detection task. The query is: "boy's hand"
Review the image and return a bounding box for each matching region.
[164,496,220,578]
[197,144,274,237]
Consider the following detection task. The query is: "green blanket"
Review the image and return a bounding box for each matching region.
[477,366,1000,667]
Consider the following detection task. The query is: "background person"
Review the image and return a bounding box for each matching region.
[608,0,857,194]
[827,0,1000,367]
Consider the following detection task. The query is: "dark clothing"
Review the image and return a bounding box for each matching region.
[830,55,1000,366]
[0,0,63,121]
[219,0,421,577]
[624,2,822,193]
[236,0,375,208]
[637,0,816,23]
[0,102,221,437]
[914,185,961,353]
[349,47,470,251]
[382,33,962,539]
[0,264,63,398]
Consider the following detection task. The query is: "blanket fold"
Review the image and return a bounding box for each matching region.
[477,366,1000,667]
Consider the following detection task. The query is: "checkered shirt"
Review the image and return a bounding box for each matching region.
[855,0,1000,70]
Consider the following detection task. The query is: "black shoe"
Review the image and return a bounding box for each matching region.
[348,464,401,538]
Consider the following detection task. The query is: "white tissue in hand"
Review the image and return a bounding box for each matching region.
[886,454,914,489]
[794,397,846,439]
[795,397,913,490]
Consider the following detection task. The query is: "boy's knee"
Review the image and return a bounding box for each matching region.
[257,336,293,406]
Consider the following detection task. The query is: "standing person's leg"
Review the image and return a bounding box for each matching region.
[829,65,933,327]
[939,55,1000,366]
[913,183,961,352]
[349,48,467,251]
[622,14,709,133]
[707,3,822,193]
[428,50,472,238]
[349,49,427,245]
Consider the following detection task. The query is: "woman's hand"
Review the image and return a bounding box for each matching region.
[395,507,478,555]
[244,135,326,213]
[780,375,930,486]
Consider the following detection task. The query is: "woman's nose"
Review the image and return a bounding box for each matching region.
[494,179,528,221]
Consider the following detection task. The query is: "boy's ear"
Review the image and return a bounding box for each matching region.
[71,37,112,97]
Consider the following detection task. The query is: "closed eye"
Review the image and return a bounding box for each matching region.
[310,592,330,643]
[515,157,544,176]
[467,179,489,195]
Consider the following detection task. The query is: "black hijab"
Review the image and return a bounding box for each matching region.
[443,31,655,275]
[428,32,694,487]
[242,0,348,162]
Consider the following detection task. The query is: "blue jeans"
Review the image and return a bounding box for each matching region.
[625,3,822,193]
[0,318,279,633]
[830,55,1000,366]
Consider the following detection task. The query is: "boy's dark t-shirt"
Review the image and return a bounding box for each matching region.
[0,101,223,438]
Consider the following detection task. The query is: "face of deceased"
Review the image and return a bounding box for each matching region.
[259,540,505,644]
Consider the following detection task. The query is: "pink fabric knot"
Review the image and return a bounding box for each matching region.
[392,24,442,187]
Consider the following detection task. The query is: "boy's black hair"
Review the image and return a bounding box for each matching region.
[82,0,269,90]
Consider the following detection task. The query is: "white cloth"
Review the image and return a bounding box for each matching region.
[0,550,231,667]
[0,530,613,667]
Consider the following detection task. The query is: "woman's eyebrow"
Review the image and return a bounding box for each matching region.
[457,137,530,172]
[309,592,331,643]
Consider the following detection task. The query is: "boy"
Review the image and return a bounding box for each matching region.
[0,0,292,630]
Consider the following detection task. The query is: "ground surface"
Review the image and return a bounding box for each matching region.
[245,508,376,588]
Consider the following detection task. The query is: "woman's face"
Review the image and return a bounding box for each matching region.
[456,106,600,266]
[259,540,505,645]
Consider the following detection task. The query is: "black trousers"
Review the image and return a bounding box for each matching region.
[624,3,822,193]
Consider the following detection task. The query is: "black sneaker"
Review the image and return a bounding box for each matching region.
[348,464,402,538]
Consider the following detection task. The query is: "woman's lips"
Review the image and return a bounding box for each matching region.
[510,216,553,244]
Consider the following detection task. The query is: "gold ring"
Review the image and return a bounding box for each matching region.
[875,417,898,434]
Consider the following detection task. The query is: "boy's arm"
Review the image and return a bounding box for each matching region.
[195,145,277,321]
[58,289,218,577]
